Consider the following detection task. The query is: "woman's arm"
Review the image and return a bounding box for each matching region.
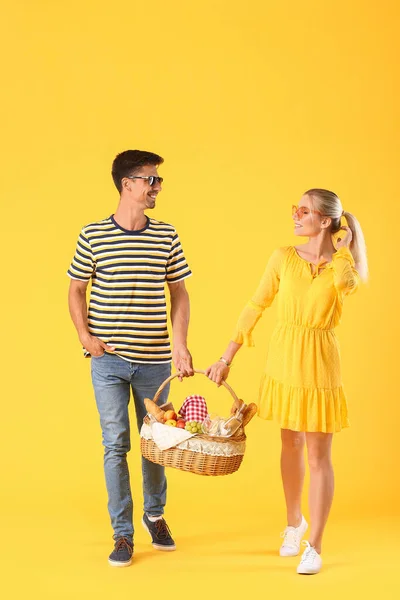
[206,341,242,385]
[333,228,360,295]
[206,247,287,385]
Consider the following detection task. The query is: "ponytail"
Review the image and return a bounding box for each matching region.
[343,211,368,282]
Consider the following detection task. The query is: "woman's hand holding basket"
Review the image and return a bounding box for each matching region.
[205,361,230,386]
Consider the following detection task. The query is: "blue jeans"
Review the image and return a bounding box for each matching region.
[91,353,171,541]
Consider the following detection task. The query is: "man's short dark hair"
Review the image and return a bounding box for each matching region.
[111,150,164,193]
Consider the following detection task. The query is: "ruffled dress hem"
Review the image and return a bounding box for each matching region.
[257,374,350,433]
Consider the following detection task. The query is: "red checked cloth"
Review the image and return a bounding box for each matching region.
[179,395,208,424]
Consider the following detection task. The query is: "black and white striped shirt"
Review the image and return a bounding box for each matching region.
[67,215,192,363]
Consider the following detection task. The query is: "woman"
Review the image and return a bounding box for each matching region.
[206,189,367,575]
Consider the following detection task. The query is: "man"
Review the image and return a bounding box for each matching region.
[67,150,193,567]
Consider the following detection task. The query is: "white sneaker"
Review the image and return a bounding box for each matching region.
[297,541,322,574]
[279,515,308,556]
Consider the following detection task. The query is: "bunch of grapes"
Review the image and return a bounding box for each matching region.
[185,421,203,434]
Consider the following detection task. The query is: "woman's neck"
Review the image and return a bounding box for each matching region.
[299,232,336,262]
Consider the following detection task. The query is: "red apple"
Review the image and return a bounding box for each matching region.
[176,419,186,429]
[163,410,177,422]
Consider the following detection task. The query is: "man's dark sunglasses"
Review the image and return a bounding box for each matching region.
[127,175,163,186]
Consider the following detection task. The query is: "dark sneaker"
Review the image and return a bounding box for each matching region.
[142,514,176,551]
[108,537,134,567]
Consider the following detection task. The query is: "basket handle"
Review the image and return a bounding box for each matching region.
[152,369,240,405]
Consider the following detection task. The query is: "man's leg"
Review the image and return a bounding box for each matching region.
[91,353,134,541]
[130,362,171,517]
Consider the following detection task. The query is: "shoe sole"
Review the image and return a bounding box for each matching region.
[280,548,300,557]
[141,518,176,552]
[108,558,132,567]
[297,568,320,575]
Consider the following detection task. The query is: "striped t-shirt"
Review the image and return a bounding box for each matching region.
[67,215,192,363]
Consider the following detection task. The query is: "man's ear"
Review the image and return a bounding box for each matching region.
[122,178,131,192]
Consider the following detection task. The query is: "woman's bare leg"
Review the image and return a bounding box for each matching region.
[306,432,334,554]
[281,429,306,526]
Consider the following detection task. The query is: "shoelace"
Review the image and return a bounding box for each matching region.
[154,518,172,540]
[299,541,317,564]
[114,537,132,554]
[280,526,301,547]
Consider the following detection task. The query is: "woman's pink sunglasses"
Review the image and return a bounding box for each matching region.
[292,205,324,219]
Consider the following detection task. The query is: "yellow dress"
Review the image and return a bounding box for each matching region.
[232,246,360,433]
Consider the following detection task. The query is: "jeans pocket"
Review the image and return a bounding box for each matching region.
[91,353,105,359]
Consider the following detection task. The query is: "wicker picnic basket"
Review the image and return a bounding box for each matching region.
[140,370,257,476]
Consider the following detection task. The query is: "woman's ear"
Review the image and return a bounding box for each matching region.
[321,216,332,230]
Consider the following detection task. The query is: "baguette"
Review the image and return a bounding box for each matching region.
[242,403,258,427]
[144,398,165,423]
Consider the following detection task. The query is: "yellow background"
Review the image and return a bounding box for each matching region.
[1,1,398,598]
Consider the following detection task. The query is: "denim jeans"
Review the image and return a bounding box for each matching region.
[91,353,171,541]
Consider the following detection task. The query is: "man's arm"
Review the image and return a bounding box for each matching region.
[167,279,194,377]
[68,279,115,356]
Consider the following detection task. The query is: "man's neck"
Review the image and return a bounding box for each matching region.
[113,200,148,231]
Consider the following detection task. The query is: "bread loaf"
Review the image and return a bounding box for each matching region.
[242,403,258,427]
[144,398,165,423]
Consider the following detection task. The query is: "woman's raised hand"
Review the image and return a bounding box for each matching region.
[336,226,353,248]
[206,361,230,386]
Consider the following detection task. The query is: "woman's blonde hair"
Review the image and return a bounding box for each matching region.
[305,188,368,281]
